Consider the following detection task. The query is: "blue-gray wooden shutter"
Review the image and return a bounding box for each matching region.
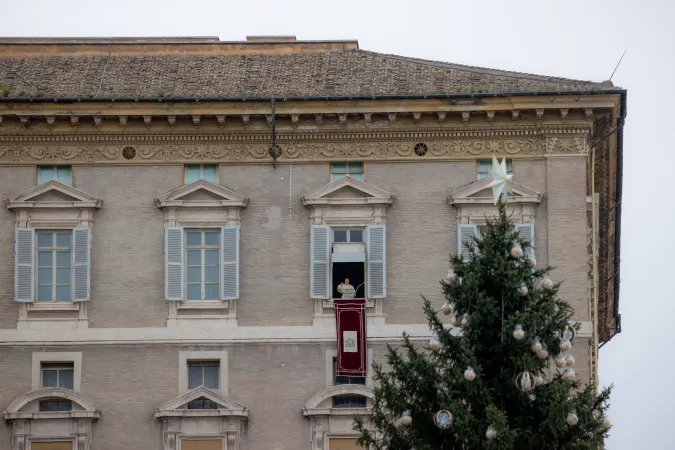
[15,228,34,302]
[366,225,386,298]
[221,226,240,300]
[72,227,91,301]
[458,224,477,260]
[165,227,184,300]
[515,223,535,259]
[310,225,330,299]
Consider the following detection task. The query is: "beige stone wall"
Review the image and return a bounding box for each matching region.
[0,156,591,328]
[0,343,391,450]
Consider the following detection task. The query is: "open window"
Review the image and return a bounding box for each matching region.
[303,177,394,325]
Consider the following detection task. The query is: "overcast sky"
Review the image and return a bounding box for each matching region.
[2,0,674,448]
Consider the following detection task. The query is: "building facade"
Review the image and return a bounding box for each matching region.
[0,36,625,450]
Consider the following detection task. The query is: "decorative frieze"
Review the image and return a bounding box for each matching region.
[0,125,589,164]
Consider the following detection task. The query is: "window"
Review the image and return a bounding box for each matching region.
[477,159,512,180]
[330,162,364,181]
[38,166,72,185]
[41,363,74,389]
[39,400,73,412]
[185,164,218,184]
[188,361,220,389]
[36,231,72,302]
[332,228,363,243]
[185,230,220,300]
[187,361,219,409]
[332,357,366,408]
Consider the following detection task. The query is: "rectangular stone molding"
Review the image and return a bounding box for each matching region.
[32,352,83,392]
[178,350,228,395]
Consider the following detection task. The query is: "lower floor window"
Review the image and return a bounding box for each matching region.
[39,400,72,412]
[332,394,366,408]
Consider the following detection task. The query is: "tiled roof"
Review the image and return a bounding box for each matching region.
[0,48,617,100]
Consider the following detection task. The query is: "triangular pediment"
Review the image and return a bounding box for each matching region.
[6,180,102,209]
[302,176,395,206]
[155,386,248,418]
[155,180,248,209]
[448,178,542,205]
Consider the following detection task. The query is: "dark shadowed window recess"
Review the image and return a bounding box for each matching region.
[186,397,218,410]
[39,400,72,412]
[332,357,366,408]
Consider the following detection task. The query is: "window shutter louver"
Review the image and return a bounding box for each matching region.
[165,227,184,301]
[458,224,477,261]
[221,226,239,300]
[367,225,386,299]
[515,223,535,259]
[15,228,34,302]
[310,225,330,299]
[72,227,91,301]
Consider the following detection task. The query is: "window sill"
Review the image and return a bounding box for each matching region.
[177,300,230,310]
[28,302,80,311]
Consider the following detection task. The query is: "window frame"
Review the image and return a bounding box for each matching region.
[36,230,73,303]
[330,162,365,182]
[32,352,82,392]
[179,350,228,395]
[187,360,220,390]
[184,229,221,301]
[331,227,364,244]
[40,362,75,390]
[185,164,219,184]
[477,159,513,180]
[37,165,73,185]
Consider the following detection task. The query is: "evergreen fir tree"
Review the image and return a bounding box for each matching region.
[355,202,612,450]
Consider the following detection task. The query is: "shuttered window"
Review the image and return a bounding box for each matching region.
[458,224,477,260]
[165,227,240,301]
[515,223,535,259]
[366,225,386,298]
[310,225,330,299]
[15,228,35,302]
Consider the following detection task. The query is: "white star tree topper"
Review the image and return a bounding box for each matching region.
[487,154,513,204]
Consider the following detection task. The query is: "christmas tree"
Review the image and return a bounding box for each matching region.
[355,202,612,450]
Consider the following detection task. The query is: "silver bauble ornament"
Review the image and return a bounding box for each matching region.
[527,257,537,267]
[519,284,528,296]
[460,313,469,328]
[560,340,572,352]
[566,354,575,367]
[541,277,554,291]
[563,368,576,381]
[441,302,453,316]
[449,314,458,326]
[601,418,611,429]
[567,411,579,426]
[536,348,549,359]
[531,339,543,352]
[555,354,567,368]
[485,426,497,440]
[516,372,534,392]
[429,336,441,350]
[534,374,545,386]
[511,246,523,258]
[446,269,457,283]
[513,324,525,341]
[464,366,476,381]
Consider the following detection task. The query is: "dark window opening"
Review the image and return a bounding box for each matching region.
[39,400,72,412]
[332,262,365,299]
[187,361,219,389]
[187,397,218,410]
[41,363,74,389]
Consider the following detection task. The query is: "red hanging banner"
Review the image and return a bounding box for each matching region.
[335,299,367,377]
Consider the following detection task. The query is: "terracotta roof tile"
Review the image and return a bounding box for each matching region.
[0,49,616,100]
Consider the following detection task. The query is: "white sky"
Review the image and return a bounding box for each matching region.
[2,0,674,447]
